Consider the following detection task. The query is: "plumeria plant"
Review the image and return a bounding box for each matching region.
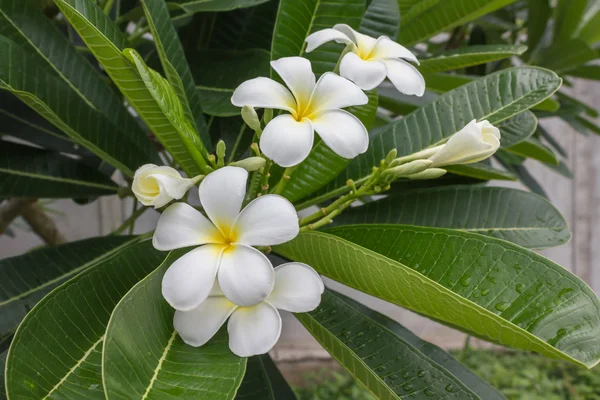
[1,0,600,399]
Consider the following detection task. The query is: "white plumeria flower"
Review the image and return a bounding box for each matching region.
[153,166,299,311]
[428,120,501,167]
[231,56,369,167]
[174,262,325,357]
[132,164,202,209]
[305,24,425,95]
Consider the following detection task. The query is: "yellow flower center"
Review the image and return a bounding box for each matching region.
[355,46,374,61]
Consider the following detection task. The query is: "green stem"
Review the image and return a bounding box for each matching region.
[128,26,150,46]
[128,201,139,235]
[294,176,370,211]
[103,0,116,14]
[271,166,297,195]
[460,335,472,363]
[260,160,273,194]
[113,203,147,235]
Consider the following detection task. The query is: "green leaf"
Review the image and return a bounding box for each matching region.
[359,0,399,39]
[299,289,505,399]
[497,111,537,148]
[495,151,549,198]
[140,0,212,150]
[54,0,206,176]
[5,238,166,399]
[419,45,527,73]
[275,226,600,368]
[103,251,246,400]
[190,49,271,117]
[0,36,155,176]
[0,236,133,338]
[331,185,570,248]
[0,141,118,198]
[171,0,270,13]
[310,67,561,205]
[536,39,597,73]
[444,163,517,181]
[506,137,559,164]
[271,0,366,76]
[0,0,147,143]
[400,0,520,45]
[235,355,296,399]
[576,6,600,45]
[279,90,379,202]
[125,49,209,173]
[553,0,587,43]
[526,0,551,58]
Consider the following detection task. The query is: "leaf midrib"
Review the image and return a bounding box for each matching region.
[0,168,117,191]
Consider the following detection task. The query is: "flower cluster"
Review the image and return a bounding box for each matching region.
[131,25,503,358]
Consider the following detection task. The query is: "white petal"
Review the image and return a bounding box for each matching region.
[305,28,354,52]
[370,36,419,64]
[132,165,183,208]
[228,302,282,357]
[308,72,368,113]
[339,52,387,90]
[199,166,248,238]
[259,114,314,167]
[151,173,199,201]
[233,195,299,246]
[174,296,237,347]
[477,120,501,139]
[161,245,222,311]
[333,24,377,53]
[267,263,324,312]
[153,203,223,250]
[271,57,315,112]
[384,59,425,96]
[428,120,496,167]
[311,109,369,159]
[218,245,274,307]
[231,77,296,112]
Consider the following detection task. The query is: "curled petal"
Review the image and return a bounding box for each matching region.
[305,28,354,52]
[132,165,195,208]
[200,166,248,238]
[370,36,419,64]
[174,296,237,347]
[267,263,324,312]
[218,245,274,307]
[308,72,368,113]
[333,24,377,53]
[311,109,369,159]
[339,52,387,90]
[231,77,296,112]
[260,114,314,167]
[271,57,315,112]
[234,194,299,246]
[228,302,282,357]
[153,203,223,250]
[161,245,222,311]
[384,59,425,97]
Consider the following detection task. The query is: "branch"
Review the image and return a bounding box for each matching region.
[0,199,36,234]
[21,202,66,245]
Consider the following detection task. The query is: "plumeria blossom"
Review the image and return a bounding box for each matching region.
[132,164,202,209]
[231,56,369,167]
[305,24,425,95]
[153,166,299,312]
[428,120,501,167]
[175,262,325,357]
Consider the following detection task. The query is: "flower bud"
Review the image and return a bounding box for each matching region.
[384,148,398,165]
[407,168,447,180]
[428,119,501,167]
[384,159,432,177]
[242,105,262,132]
[216,140,226,159]
[263,108,273,125]
[231,157,266,172]
[132,164,202,209]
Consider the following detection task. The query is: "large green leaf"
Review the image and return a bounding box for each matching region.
[0,36,156,176]
[298,289,505,399]
[5,239,166,399]
[498,111,537,148]
[332,185,570,248]
[506,137,559,164]
[279,90,379,202]
[0,141,118,198]
[103,251,246,400]
[140,0,212,149]
[54,0,206,176]
[0,236,134,338]
[308,67,561,205]
[190,49,271,117]
[235,355,296,399]
[359,0,399,38]
[399,0,520,45]
[0,0,146,142]
[275,226,600,368]
[270,0,366,76]
[419,45,527,73]
[443,162,517,181]
[171,0,270,13]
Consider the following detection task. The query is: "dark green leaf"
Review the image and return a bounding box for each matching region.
[506,137,559,164]
[298,289,505,399]
[332,185,570,248]
[172,0,270,13]
[103,251,246,399]
[235,355,296,399]
[497,111,537,148]
[536,39,597,73]
[526,0,551,59]
[419,45,527,73]
[553,0,587,43]
[359,0,399,39]
[0,236,133,338]
[444,163,517,181]
[275,226,600,368]
[564,65,600,80]
[5,238,166,399]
